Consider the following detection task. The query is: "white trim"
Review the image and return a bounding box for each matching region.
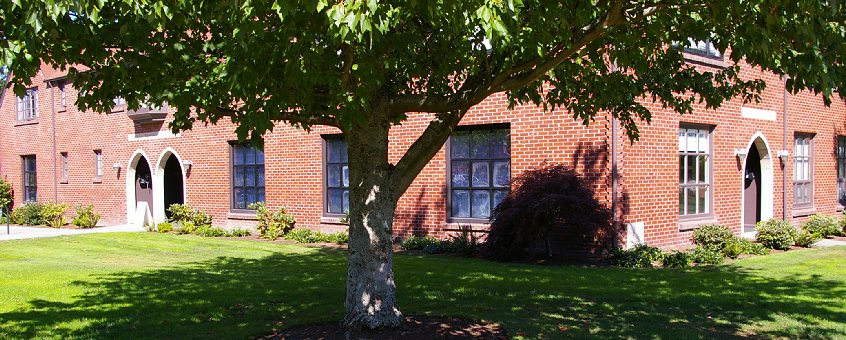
[741,107,777,121]
[126,150,152,227]
[153,147,187,224]
[128,130,179,141]
[740,132,774,238]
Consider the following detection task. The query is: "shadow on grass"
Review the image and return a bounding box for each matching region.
[1,248,845,339]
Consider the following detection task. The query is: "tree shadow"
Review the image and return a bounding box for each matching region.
[1,247,844,339]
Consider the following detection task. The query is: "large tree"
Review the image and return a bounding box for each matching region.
[2,0,844,329]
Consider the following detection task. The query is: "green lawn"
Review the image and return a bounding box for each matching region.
[0,233,844,339]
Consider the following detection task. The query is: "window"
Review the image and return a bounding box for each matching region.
[61,152,69,183]
[58,81,67,111]
[16,88,38,120]
[794,134,814,209]
[94,150,103,178]
[323,136,349,216]
[448,126,511,220]
[22,156,36,203]
[679,126,712,218]
[113,96,125,110]
[683,38,721,59]
[838,137,846,206]
[231,143,265,210]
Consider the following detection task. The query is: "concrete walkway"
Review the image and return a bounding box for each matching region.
[814,238,846,247]
[0,224,145,241]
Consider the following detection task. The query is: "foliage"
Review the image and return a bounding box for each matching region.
[794,230,821,248]
[483,164,611,261]
[0,178,12,215]
[227,228,252,237]
[248,202,296,240]
[284,228,349,244]
[40,203,68,228]
[802,214,839,237]
[325,231,349,244]
[72,205,101,229]
[11,204,43,225]
[756,219,798,250]
[446,227,482,257]
[692,225,734,251]
[194,226,227,237]
[606,244,664,268]
[662,251,694,269]
[156,222,173,233]
[738,239,770,256]
[167,204,212,227]
[174,221,197,235]
[400,236,442,251]
[721,237,745,259]
[689,247,725,265]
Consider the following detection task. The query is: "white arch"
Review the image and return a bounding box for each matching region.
[126,149,153,227]
[153,147,187,224]
[740,132,775,237]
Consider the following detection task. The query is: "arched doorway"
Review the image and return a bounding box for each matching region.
[741,133,775,236]
[135,156,154,220]
[162,155,184,219]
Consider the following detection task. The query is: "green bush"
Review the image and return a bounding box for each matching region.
[194,226,227,237]
[325,231,349,244]
[721,237,744,259]
[0,178,12,216]
[227,227,252,237]
[401,236,442,251]
[802,214,839,237]
[447,227,481,256]
[662,251,694,268]
[12,203,44,225]
[691,225,734,250]
[174,221,197,234]
[72,204,101,229]
[157,222,173,233]
[248,202,296,240]
[40,203,68,228]
[794,229,821,248]
[738,239,770,255]
[756,219,797,250]
[285,228,322,243]
[167,204,213,227]
[689,247,725,265]
[606,244,665,268]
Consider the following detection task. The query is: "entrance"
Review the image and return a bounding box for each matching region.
[135,156,153,218]
[743,146,762,232]
[162,155,184,219]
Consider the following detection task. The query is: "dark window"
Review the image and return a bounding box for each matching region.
[838,137,846,206]
[323,136,349,215]
[94,150,103,178]
[61,152,69,183]
[231,143,265,210]
[448,127,510,220]
[794,134,814,209]
[679,126,712,217]
[22,155,36,202]
[58,81,67,111]
[683,38,721,59]
[16,88,38,120]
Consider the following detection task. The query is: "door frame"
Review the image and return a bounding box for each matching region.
[739,132,775,238]
[154,147,187,224]
[126,149,153,226]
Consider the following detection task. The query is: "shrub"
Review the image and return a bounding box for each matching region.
[691,225,734,250]
[157,222,173,233]
[249,202,296,240]
[756,219,797,250]
[194,226,227,237]
[662,251,694,268]
[40,203,68,228]
[174,221,197,234]
[11,203,44,225]
[72,204,101,229]
[720,237,744,259]
[482,164,612,261]
[794,229,821,248]
[738,239,770,255]
[606,244,664,268]
[167,204,213,227]
[285,228,321,243]
[802,214,839,237]
[689,247,725,265]
[227,227,252,237]
[325,231,349,244]
[0,177,12,215]
[401,236,442,251]
[447,227,481,256]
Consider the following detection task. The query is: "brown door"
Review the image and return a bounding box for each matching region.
[743,146,762,232]
[135,157,153,217]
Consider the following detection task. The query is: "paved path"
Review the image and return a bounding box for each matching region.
[0,224,144,241]
[814,238,846,247]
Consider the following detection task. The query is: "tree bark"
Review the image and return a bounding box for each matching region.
[342,113,403,329]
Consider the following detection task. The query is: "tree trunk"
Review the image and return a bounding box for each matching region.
[342,116,404,329]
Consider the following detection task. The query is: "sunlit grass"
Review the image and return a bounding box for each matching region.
[0,233,844,338]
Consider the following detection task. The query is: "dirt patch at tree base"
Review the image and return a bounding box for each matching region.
[263,316,507,339]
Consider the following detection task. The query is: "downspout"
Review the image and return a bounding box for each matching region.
[49,80,57,204]
[610,63,620,248]
[783,77,789,220]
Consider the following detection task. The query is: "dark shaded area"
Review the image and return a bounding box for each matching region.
[163,155,184,219]
[269,315,506,339]
[1,247,844,339]
[482,164,612,262]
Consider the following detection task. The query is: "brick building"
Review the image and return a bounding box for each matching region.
[2,47,845,249]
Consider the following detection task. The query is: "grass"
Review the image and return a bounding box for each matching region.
[0,233,844,339]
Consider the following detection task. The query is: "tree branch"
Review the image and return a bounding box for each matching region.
[209,106,339,127]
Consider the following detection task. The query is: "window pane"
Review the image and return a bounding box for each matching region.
[257,188,265,204]
[698,186,708,214]
[245,166,255,186]
[471,132,492,158]
[328,139,342,163]
[491,130,510,158]
[328,165,341,188]
[679,188,685,215]
[339,139,348,162]
[451,133,470,159]
[342,165,349,187]
[451,161,470,187]
[686,130,698,152]
[471,162,490,188]
[679,156,685,184]
[698,155,707,183]
[493,190,508,211]
[256,150,265,164]
[257,167,265,186]
[698,131,708,153]
[678,129,686,152]
[493,161,510,188]
[234,167,244,187]
[245,148,256,164]
[234,188,245,209]
[328,189,344,213]
[452,190,470,217]
[472,190,491,218]
[686,155,696,183]
[245,188,256,206]
[686,188,696,215]
[342,190,350,213]
[234,147,245,165]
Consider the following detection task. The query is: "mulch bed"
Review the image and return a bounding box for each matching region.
[263,316,507,340]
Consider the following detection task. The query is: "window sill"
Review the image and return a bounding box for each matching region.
[227,212,258,221]
[793,207,816,218]
[111,106,126,113]
[444,222,491,232]
[320,216,348,225]
[60,179,68,184]
[14,119,39,127]
[683,53,729,68]
[93,177,102,184]
[679,215,718,231]
[838,205,844,213]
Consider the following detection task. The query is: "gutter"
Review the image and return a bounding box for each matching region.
[783,77,789,220]
[610,63,620,248]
